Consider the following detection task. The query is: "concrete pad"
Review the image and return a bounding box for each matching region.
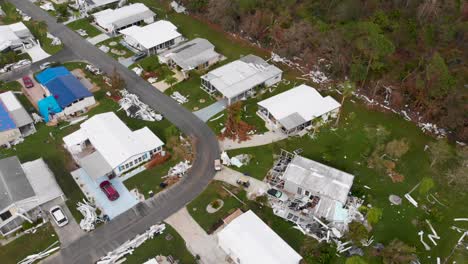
[166,207,229,264]
[194,100,227,122]
[25,45,50,62]
[88,33,110,45]
[41,198,85,246]
[19,75,47,109]
[71,169,139,220]
[214,168,268,198]
[220,130,287,150]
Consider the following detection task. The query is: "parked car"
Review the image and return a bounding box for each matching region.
[267,188,289,202]
[40,62,56,70]
[236,175,250,188]
[49,206,69,227]
[99,180,120,201]
[132,51,146,62]
[214,159,222,171]
[12,59,31,69]
[22,76,34,88]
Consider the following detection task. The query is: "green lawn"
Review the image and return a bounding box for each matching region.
[124,224,195,263]
[0,81,22,92]
[129,55,175,81]
[164,73,215,111]
[0,224,59,264]
[124,157,181,199]
[67,18,102,38]
[221,99,468,262]
[96,37,133,59]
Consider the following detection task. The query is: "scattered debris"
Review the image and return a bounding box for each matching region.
[418,230,431,251]
[230,154,251,168]
[119,89,163,121]
[389,194,402,205]
[17,241,60,264]
[454,218,468,222]
[425,220,440,246]
[77,199,99,232]
[85,64,103,75]
[46,33,61,46]
[76,29,88,37]
[170,1,187,13]
[39,2,55,11]
[220,151,231,165]
[168,160,191,177]
[170,91,188,104]
[97,224,166,264]
[99,45,110,53]
[132,66,143,76]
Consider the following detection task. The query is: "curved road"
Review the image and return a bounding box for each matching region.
[6,1,219,263]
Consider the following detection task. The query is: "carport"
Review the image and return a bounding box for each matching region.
[71,168,139,219]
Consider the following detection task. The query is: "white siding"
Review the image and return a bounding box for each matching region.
[62,96,96,116]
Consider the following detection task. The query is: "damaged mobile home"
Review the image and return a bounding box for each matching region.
[267,150,363,242]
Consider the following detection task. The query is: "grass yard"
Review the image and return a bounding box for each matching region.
[124,157,181,199]
[130,55,175,81]
[0,80,22,91]
[223,99,468,262]
[96,37,133,60]
[124,224,195,263]
[164,73,215,111]
[67,18,102,38]
[0,224,59,264]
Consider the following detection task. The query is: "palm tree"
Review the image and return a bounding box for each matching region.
[335,80,356,126]
[165,75,178,88]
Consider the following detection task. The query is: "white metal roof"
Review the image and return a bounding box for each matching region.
[202,55,282,99]
[120,20,181,49]
[93,3,155,31]
[0,22,30,50]
[63,112,164,169]
[0,91,23,111]
[283,156,354,204]
[217,210,302,264]
[0,91,33,128]
[22,158,64,205]
[258,84,341,128]
[158,38,220,71]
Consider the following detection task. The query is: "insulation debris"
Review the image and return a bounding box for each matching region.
[119,89,163,121]
[168,160,191,177]
[18,241,60,264]
[170,91,188,104]
[97,224,166,264]
[77,199,99,232]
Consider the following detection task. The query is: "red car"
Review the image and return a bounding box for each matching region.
[22,76,34,88]
[99,180,120,201]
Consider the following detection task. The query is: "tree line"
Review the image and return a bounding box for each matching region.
[177,0,467,142]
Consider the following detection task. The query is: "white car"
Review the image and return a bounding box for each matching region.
[49,206,68,227]
[40,62,54,70]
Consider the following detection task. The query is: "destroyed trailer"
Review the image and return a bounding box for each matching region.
[266,150,364,243]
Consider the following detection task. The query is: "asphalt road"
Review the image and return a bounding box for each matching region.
[6,1,220,263]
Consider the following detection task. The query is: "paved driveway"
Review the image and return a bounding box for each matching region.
[41,199,85,247]
[26,45,50,62]
[194,100,227,122]
[166,207,228,264]
[87,33,110,45]
[71,169,139,220]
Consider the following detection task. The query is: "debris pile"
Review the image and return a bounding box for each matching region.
[18,241,60,264]
[97,224,166,264]
[77,199,99,232]
[168,160,192,177]
[0,59,31,73]
[170,92,188,104]
[119,89,163,121]
[220,152,251,168]
[47,33,61,46]
[170,1,187,13]
[132,66,143,76]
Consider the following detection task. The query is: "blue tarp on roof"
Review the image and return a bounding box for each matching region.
[0,101,17,132]
[36,66,71,85]
[45,75,93,109]
[37,96,62,122]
